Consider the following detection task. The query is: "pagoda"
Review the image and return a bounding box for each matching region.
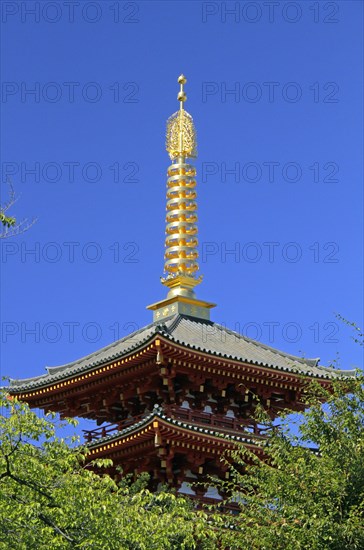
[8,76,354,503]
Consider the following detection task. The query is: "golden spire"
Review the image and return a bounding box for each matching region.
[163,75,200,288]
[147,75,215,322]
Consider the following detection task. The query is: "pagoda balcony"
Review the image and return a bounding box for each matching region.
[82,414,145,443]
[82,406,270,443]
[164,405,269,438]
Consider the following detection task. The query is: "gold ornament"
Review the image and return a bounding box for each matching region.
[166,75,197,160]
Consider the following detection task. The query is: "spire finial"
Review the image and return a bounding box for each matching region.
[177,74,187,108]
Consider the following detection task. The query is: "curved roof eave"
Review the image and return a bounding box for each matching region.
[7,315,357,393]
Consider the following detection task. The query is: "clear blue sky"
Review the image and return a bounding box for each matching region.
[1,0,363,394]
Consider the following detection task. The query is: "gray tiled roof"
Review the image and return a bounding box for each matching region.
[86,405,259,449]
[9,314,355,392]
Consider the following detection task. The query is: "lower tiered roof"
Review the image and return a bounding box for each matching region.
[85,404,263,461]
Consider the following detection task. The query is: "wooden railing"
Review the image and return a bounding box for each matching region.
[83,414,144,443]
[164,405,268,438]
[83,406,269,443]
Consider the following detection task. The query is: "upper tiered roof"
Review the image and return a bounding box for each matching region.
[9,314,354,394]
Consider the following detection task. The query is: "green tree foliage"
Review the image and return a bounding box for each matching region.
[0,212,16,229]
[0,181,36,238]
[2,363,364,548]
[0,391,215,549]
[218,375,364,550]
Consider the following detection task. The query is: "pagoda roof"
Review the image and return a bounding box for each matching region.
[9,314,355,393]
[86,404,261,458]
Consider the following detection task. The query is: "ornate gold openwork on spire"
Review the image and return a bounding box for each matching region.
[166,75,197,160]
[147,75,215,322]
